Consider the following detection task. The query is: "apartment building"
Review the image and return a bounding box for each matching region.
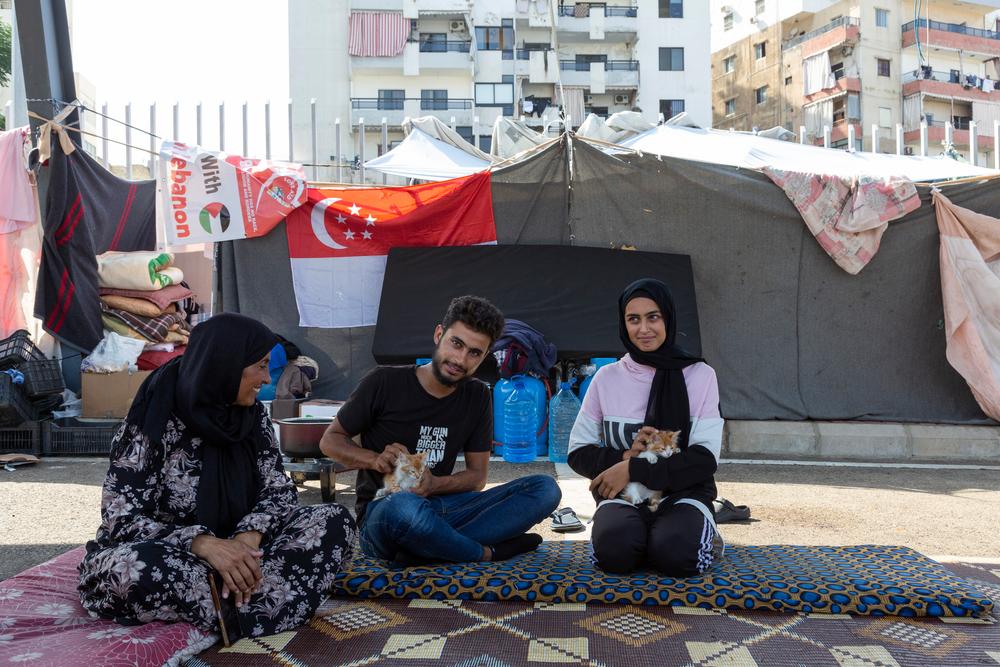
[710,0,1000,163]
[288,0,710,182]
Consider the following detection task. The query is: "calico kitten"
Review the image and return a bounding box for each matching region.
[620,430,680,511]
[375,450,429,499]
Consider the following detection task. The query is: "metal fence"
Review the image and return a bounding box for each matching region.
[782,16,860,51]
[902,18,1000,41]
[559,59,639,71]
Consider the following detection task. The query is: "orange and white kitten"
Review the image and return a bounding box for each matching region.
[620,430,680,511]
[375,451,429,499]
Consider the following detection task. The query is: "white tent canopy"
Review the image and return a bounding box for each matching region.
[491,117,548,159]
[402,116,493,162]
[616,124,997,181]
[363,127,492,181]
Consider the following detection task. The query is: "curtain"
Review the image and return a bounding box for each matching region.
[973,101,1000,137]
[348,11,409,57]
[903,95,922,132]
[555,87,586,128]
[802,52,835,96]
[804,99,833,138]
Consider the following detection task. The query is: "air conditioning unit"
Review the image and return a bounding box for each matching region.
[749,16,757,23]
[614,94,630,105]
[450,20,467,32]
[584,94,594,104]
[904,146,914,155]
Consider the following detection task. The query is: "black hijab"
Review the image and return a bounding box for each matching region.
[619,278,703,448]
[127,313,278,537]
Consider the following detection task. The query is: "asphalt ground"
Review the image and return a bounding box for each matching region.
[1,457,998,581]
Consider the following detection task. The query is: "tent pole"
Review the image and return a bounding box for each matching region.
[896,123,903,155]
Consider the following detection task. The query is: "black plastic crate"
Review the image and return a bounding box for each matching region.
[0,373,31,427]
[21,358,65,399]
[0,330,44,370]
[42,418,123,456]
[0,422,41,455]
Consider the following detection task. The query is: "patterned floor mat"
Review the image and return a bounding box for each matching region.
[331,542,994,617]
[187,562,1000,667]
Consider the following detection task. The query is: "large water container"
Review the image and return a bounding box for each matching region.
[494,375,547,458]
[500,380,536,463]
[548,381,581,464]
[577,357,617,402]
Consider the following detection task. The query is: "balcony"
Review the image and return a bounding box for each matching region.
[902,19,1000,59]
[903,120,996,150]
[556,3,637,41]
[418,39,473,70]
[803,77,861,104]
[558,60,639,88]
[902,68,1000,102]
[782,16,860,55]
[350,98,474,128]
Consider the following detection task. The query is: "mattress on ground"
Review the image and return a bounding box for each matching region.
[0,547,217,667]
[331,541,994,618]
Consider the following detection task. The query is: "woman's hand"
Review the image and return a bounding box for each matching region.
[623,426,657,461]
[590,460,631,499]
[233,530,263,551]
[192,535,264,608]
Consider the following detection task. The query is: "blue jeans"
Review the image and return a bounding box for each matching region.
[360,474,561,563]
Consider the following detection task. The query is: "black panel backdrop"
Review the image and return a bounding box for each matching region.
[372,245,700,363]
[219,135,997,424]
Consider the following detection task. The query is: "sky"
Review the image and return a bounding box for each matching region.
[69,0,290,159]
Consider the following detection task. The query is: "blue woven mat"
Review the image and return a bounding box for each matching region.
[331,541,994,617]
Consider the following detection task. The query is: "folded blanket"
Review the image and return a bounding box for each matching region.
[100,302,186,343]
[99,284,194,310]
[97,251,184,291]
[101,315,152,342]
[138,346,185,370]
[100,295,177,318]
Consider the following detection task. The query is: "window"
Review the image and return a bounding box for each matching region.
[659,47,685,71]
[419,33,447,52]
[785,76,792,85]
[755,85,768,104]
[879,107,892,128]
[456,126,474,144]
[723,55,735,73]
[478,135,492,153]
[475,20,513,51]
[875,8,888,28]
[754,42,766,60]
[877,58,890,77]
[659,100,685,121]
[659,0,683,18]
[577,54,608,65]
[724,11,734,30]
[475,82,515,105]
[421,89,448,110]
[725,98,736,116]
[377,89,404,110]
[755,0,765,15]
[831,61,845,80]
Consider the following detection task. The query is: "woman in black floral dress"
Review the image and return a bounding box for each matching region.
[78,314,355,640]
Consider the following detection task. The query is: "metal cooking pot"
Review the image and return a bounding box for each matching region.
[276,417,332,458]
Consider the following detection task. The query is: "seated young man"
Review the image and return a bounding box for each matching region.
[320,295,561,566]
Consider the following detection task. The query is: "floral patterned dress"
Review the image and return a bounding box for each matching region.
[77,411,356,638]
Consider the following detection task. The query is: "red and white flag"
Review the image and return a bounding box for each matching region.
[286,171,496,328]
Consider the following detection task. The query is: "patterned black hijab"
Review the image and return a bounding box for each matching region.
[618,278,702,448]
[128,313,278,536]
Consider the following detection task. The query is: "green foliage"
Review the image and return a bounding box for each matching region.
[0,19,10,88]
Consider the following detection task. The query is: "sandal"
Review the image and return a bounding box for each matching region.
[550,507,585,533]
[713,498,751,524]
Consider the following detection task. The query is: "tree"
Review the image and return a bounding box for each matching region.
[0,19,10,131]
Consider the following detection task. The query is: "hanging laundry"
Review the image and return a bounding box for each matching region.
[34,108,157,353]
[347,11,409,57]
[763,168,920,274]
[0,127,36,234]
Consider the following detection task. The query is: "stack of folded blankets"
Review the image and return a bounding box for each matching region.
[96,251,194,370]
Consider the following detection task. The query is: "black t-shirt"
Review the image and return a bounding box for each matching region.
[335,365,493,525]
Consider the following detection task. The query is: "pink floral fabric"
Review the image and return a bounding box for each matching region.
[764,168,921,275]
[0,547,216,667]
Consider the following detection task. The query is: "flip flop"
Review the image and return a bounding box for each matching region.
[713,497,751,523]
[550,507,585,533]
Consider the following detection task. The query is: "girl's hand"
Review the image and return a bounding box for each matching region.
[590,460,631,499]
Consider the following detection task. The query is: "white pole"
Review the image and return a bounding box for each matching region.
[945,121,954,151]
[219,102,225,151]
[101,102,109,167]
[871,123,879,153]
[920,120,928,156]
[149,103,156,178]
[125,103,133,179]
[896,123,903,155]
[242,101,249,156]
[335,118,341,182]
[847,124,856,152]
[359,118,366,183]
[799,125,806,144]
[381,117,388,184]
[288,99,294,162]
[265,101,271,159]
[823,125,831,148]
[196,102,203,146]
[310,98,318,181]
[173,102,179,140]
[995,120,1000,170]
[969,120,978,166]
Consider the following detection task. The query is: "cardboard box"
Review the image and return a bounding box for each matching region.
[82,370,152,419]
[298,399,345,419]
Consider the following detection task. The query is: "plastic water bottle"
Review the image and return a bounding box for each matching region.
[578,357,617,401]
[502,381,536,463]
[548,381,581,464]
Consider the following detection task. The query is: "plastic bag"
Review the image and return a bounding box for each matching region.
[81,332,146,374]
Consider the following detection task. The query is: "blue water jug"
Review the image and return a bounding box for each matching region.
[501,381,536,463]
[548,381,581,464]
[578,357,617,401]
[494,375,547,458]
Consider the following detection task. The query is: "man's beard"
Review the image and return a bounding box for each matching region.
[430,355,464,387]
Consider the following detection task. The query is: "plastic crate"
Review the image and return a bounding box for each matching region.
[29,394,64,421]
[21,358,65,398]
[42,418,122,456]
[0,373,31,427]
[0,330,44,370]
[0,422,41,455]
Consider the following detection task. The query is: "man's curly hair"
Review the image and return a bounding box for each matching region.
[441,295,505,344]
